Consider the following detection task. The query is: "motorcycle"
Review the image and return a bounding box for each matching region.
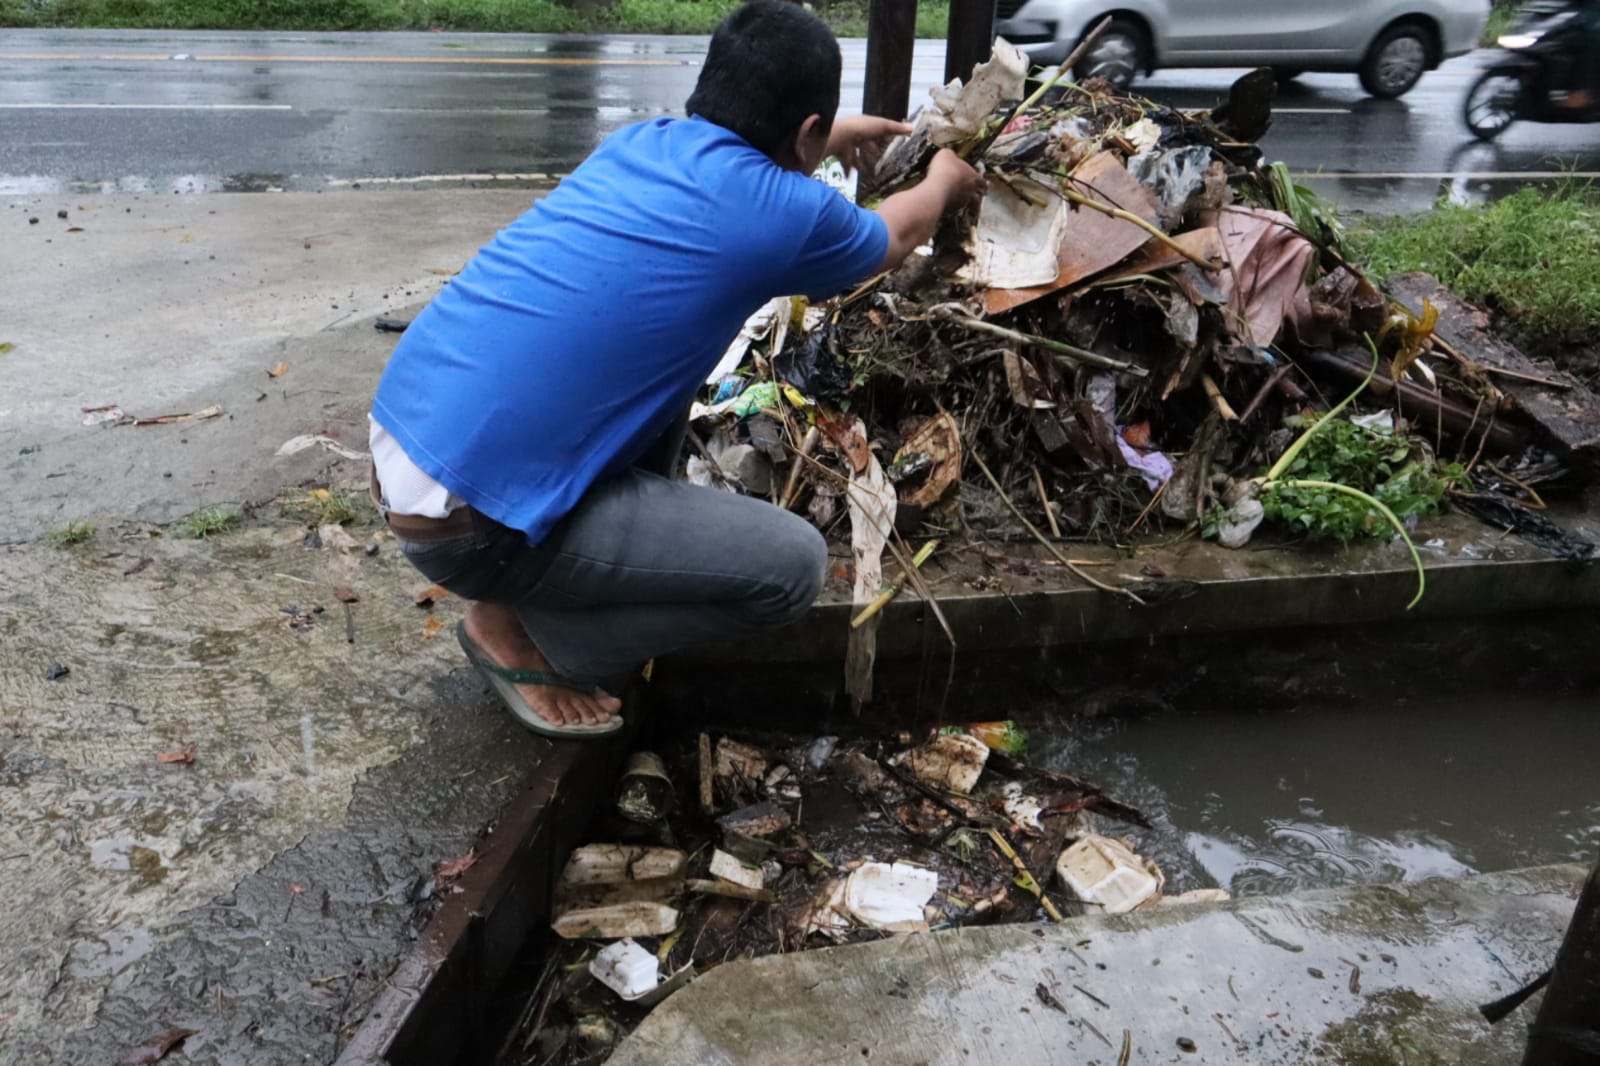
[1464,0,1600,141]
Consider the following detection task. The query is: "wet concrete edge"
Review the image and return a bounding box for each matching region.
[336,700,640,1066]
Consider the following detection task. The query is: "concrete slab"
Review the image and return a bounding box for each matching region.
[1,188,539,541]
[610,865,1584,1066]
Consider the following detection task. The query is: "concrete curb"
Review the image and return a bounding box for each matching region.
[336,723,638,1065]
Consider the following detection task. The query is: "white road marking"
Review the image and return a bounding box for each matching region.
[326,172,562,186]
[0,102,292,110]
[1304,170,1600,180]
[1274,107,1352,114]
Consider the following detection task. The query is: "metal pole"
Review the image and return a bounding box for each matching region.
[944,0,998,85]
[862,0,916,120]
[1523,860,1600,1065]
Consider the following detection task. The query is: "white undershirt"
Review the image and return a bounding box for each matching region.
[368,415,465,518]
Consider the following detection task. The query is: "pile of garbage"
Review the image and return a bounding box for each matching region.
[686,42,1600,702]
[506,725,1220,1063]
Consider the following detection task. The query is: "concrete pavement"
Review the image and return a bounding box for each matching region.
[2,187,539,542]
[611,865,1586,1065]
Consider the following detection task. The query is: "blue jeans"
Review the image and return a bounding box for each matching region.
[396,452,827,684]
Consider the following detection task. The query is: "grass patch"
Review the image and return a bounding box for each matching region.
[1346,182,1600,360]
[282,487,369,527]
[1483,0,1519,46]
[44,520,97,547]
[174,506,240,539]
[1,0,949,35]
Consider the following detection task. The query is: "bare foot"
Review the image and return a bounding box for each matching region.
[463,602,622,727]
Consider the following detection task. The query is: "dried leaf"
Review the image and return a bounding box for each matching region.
[435,849,478,884]
[425,266,456,276]
[179,233,194,243]
[66,226,84,233]
[0,342,14,355]
[422,616,444,639]
[267,361,288,378]
[275,434,370,462]
[123,556,154,576]
[415,584,449,608]
[332,585,359,603]
[820,415,872,474]
[896,412,963,509]
[155,744,197,765]
[309,488,332,502]
[132,404,223,427]
[116,1028,198,1066]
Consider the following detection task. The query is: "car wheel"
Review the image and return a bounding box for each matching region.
[1359,24,1432,98]
[1074,18,1146,91]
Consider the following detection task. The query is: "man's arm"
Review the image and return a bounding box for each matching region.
[874,149,984,271]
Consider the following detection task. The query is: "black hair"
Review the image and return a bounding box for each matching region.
[686,0,842,162]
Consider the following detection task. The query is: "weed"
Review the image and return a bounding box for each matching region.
[1347,182,1600,361]
[1261,416,1457,544]
[1483,0,1519,46]
[282,487,366,527]
[174,506,240,539]
[44,519,97,547]
[1,0,950,36]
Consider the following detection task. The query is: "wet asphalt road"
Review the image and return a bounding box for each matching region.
[3,28,1600,212]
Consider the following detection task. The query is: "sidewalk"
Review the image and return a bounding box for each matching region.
[1,188,549,1063]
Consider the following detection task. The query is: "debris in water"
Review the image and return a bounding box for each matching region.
[589,938,660,1000]
[1055,834,1163,914]
[616,751,675,825]
[844,861,939,933]
[891,732,989,794]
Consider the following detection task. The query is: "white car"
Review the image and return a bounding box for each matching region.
[994,0,1491,97]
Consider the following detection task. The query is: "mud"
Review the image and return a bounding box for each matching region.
[0,503,542,1064]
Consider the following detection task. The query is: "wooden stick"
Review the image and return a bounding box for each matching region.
[1201,373,1238,421]
[687,879,776,904]
[967,446,1145,605]
[930,305,1148,377]
[852,539,939,629]
[779,426,820,510]
[1033,467,1062,538]
[1123,478,1168,537]
[986,828,1064,922]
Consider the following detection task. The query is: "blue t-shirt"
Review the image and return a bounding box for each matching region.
[371,116,888,544]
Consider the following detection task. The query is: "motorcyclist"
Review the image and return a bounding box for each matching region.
[1561,0,1600,109]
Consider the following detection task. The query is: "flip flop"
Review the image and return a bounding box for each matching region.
[456,622,624,740]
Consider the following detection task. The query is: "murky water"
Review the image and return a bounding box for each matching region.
[1032,693,1600,898]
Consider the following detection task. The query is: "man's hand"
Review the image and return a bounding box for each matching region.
[872,149,985,271]
[826,114,913,176]
[925,148,984,210]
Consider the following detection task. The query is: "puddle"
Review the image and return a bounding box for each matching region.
[1032,692,1600,897]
